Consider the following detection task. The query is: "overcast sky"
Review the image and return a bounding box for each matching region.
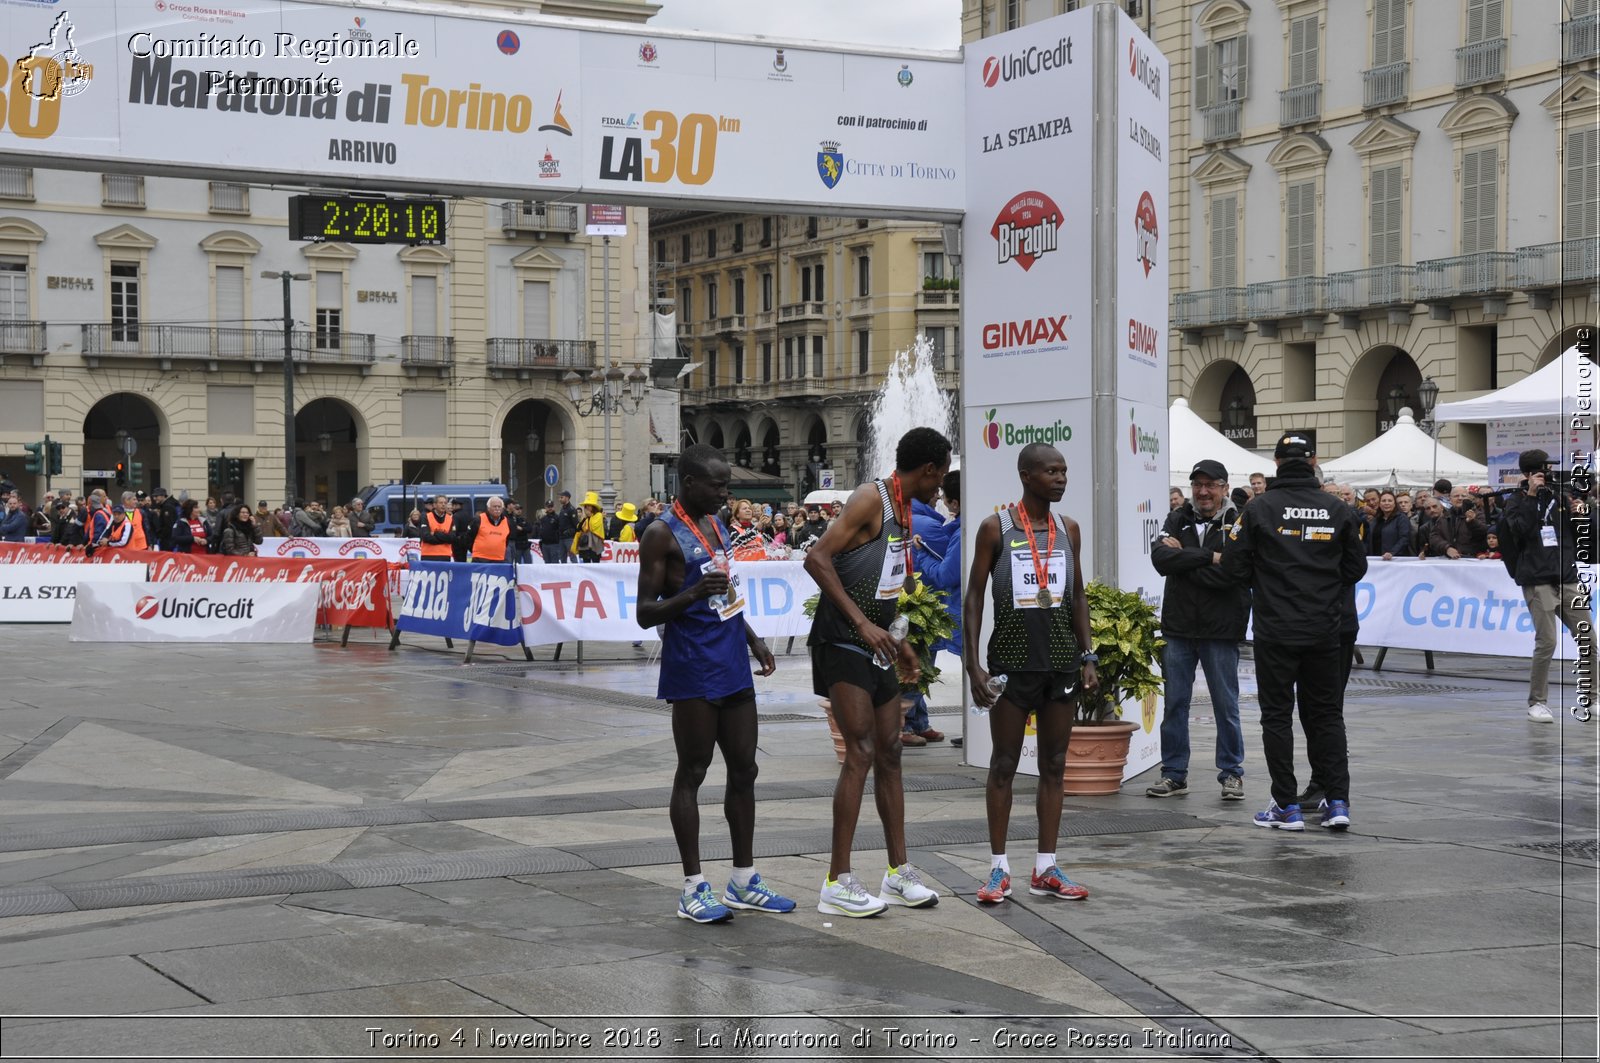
[646,0,964,52]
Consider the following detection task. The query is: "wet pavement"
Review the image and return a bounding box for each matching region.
[0,625,1594,1062]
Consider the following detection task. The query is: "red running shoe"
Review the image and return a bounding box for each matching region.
[976,867,1011,903]
[1030,866,1089,900]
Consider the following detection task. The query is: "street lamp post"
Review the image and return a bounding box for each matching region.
[263,270,310,502]
[1417,376,1441,485]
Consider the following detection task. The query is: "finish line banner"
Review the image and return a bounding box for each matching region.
[147,555,392,629]
[516,561,817,645]
[0,563,150,622]
[70,581,319,643]
[397,560,523,646]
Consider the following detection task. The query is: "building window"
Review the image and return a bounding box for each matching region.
[1369,164,1404,266]
[733,275,745,315]
[856,329,869,374]
[733,344,745,383]
[857,255,870,297]
[411,274,438,336]
[814,263,825,300]
[707,347,718,386]
[655,238,667,264]
[1195,36,1250,108]
[762,341,773,382]
[706,229,717,260]
[214,265,244,327]
[0,167,33,200]
[1566,128,1599,240]
[801,266,812,302]
[1210,194,1239,287]
[1465,0,1503,44]
[707,280,718,319]
[680,234,691,262]
[523,280,551,338]
[1285,180,1317,278]
[784,337,795,378]
[102,174,145,208]
[806,217,818,239]
[208,182,249,214]
[0,258,26,321]
[110,262,139,342]
[1287,15,1319,89]
[733,223,744,252]
[315,270,342,350]
[679,285,692,320]
[761,217,773,247]
[761,272,772,311]
[922,251,945,281]
[1372,0,1407,67]
[812,335,824,377]
[1460,146,1499,254]
[927,328,946,369]
[1005,0,1020,30]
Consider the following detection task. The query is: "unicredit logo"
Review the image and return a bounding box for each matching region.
[135,595,159,619]
[136,596,258,620]
[980,37,1073,88]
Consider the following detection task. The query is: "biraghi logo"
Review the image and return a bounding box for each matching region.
[991,191,1063,272]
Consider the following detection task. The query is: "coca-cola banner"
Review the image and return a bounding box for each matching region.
[259,537,419,564]
[0,543,159,565]
[0,563,150,622]
[71,581,319,644]
[397,561,523,647]
[147,555,392,630]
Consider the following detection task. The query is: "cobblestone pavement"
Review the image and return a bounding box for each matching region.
[0,626,1593,1062]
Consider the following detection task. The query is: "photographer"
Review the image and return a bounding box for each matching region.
[1499,449,1596,722]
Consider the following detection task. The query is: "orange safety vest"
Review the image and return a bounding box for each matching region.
[126,508,147,551]
[471,513,511,562]
[421,511,454,559]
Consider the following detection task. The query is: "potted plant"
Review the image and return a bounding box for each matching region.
[1061,581,1165,795]
[804,579,955,762]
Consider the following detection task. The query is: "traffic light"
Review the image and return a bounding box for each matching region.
[208,457,222,483]
[46,441,63,476]
[21,440,43,475]
[129,461,145,487]
[115,462,127,487]
[225,457,244,483]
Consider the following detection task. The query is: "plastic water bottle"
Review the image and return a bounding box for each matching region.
[706,553,730,612]
[973,674,1007,717]
[876,614,910,669]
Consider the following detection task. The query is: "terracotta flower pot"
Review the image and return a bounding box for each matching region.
[1061,720,1140,796]
[818,698,847,764]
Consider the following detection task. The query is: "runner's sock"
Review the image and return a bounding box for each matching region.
[991,853,1009,872]
[1035,853,1056,875]
[684,874,707,891]
[729,866,755,888]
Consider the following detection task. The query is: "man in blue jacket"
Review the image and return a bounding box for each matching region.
[905,470,963,743]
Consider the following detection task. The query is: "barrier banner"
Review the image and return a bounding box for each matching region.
[146,555,392,629]
[516,561,818,645]
[70,581,319,643]
[0,563,150,622]
[398,561,522,646]
[0,543,159,565]
[1339,559,1595,658]
[260,537,419,564]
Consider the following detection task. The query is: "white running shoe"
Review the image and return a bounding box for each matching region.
[1528,703,1554,722]
[817,873,887,918]
[880,863,940,908]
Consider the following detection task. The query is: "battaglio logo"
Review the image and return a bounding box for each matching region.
[981,408,1072,450]
[1129,407,1160,455]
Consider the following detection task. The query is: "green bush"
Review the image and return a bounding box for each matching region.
[1078,582,1164,723]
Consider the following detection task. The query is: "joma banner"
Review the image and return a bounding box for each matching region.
[146,555,391,629]
[397,561,522,646]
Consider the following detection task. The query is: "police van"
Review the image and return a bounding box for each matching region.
[359,481,510,536]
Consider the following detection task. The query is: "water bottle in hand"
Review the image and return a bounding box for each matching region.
[973,674,1007,717]
[706,553,730,612]
[876,614,911,670]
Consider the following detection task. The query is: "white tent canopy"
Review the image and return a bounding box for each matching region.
[1319,409,1487,489]
[1434,346,1593,422]
[1168,398,1277,489]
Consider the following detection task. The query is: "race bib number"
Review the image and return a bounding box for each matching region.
[718,568,748,621]
[877,536,909,599]
[1010,548,1066,609]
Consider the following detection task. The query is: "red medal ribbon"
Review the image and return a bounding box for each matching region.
[1016,500,1056,606]
[890,472,914,580]
[671,500,728,563]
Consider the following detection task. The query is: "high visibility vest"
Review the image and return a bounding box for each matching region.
[421,512,454,559]
[471,514,511,561]
[126,508,147,551]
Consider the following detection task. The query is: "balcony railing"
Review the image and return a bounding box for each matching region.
[1327,265,1418,311]
[1200,100,1242,144]
[80,324,375,364]
[717,314,747,333]
[779,301,827,321]
[1564,14,1599,63]
[1416,251,1517,301]
[102,174,144,208]
[500,201,581,236]
[401,335,454,367]
[0,320,45,354]
[485,337,596,370]
[1248,276,1330,319]
[1279,83,1322,127]
[1455,39,1506,88]
[1173,287,1247,328]
[1514,238,1600,289]
[917,289,960,309]
[752,310,776,329]
[1362,62,1410,109]
[0,166,32,200]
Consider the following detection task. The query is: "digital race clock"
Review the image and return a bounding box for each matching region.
[288,194,447,245]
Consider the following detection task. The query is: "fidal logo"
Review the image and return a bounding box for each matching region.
[135,594,160,620]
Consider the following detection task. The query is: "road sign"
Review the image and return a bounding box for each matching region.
[544,464,560,487]
[819,468,836,490]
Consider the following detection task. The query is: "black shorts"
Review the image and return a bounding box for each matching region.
[811,642,902,706]
[670,687,755,711]
[992,669,1080,709]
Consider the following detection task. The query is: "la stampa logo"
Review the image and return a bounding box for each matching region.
[135,595,160,620]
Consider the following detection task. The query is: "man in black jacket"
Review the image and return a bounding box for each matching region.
[1222,433,1368,832]
[535,500,565,564]
[1499,449,1596,722]
[1147,459,1251,802]
[554,490,580,563]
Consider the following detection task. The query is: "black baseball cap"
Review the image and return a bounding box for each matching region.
[1189,459,1228,483]
[559,489,571,498]
[1274,432,1315,459]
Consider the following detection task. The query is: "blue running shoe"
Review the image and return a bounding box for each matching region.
[1319,798,1350,831]
[723,873,797,913]
[677,881,733,923]
[1252,801,1305,831]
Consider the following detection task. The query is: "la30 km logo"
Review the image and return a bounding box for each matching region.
[599,109,741,186]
